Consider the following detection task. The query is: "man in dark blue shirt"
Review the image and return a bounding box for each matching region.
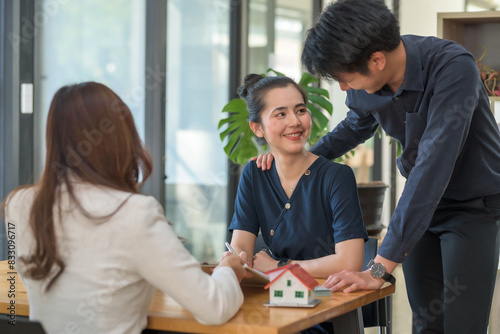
[298,0,500,333]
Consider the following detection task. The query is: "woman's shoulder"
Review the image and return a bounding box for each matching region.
[240,159,267,179]
[124,192,163,212]
[3,187,37,232]
[314,156,354,174]
[242,159,258,172]
[78,184,162,212]
[4,186,37,213]
[312,157,357,187]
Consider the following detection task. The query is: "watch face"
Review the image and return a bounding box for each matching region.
[370,263,385,279]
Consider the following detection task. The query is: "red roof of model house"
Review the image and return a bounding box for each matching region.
[264,263,319,290]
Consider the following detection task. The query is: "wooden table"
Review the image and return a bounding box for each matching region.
[0,261,394,334]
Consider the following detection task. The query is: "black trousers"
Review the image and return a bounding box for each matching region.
[403,194,500,334]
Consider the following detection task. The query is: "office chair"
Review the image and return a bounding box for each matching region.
[0,314,46,334]
[362,236,393,334]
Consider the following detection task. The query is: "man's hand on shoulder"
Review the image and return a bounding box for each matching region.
[252,152,274,171]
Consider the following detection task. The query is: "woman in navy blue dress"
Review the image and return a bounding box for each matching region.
[227,74,368,279]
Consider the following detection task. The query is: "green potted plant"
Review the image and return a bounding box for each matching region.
[218,68,388,236]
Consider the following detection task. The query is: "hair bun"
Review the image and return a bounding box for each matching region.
[244,73,263,84]
[238,73,264,99]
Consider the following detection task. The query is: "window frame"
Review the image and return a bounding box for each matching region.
[0,0,33,260]
[295,290,305,298]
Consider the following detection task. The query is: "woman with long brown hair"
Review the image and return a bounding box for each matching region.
[3,82,248,333]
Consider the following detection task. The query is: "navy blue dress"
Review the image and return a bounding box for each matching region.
[229,156,367,261]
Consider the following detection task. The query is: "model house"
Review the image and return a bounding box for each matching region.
[265,264,319,306]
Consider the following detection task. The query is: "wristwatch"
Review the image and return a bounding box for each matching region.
[367,260,396,285]
[277,258,292,267]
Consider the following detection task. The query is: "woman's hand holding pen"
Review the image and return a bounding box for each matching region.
[222,242,253,267]
[223,241,277,272]
[217,254,253,283]
[220,250,253,267]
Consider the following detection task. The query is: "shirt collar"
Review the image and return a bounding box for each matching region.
[373,36,424,96]
[399,35,424,93]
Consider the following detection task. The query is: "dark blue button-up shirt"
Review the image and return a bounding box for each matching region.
[229,157,367,261]
[310,35,500,263]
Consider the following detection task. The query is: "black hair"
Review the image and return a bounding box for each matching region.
[237,74,307,123]
[301,0,400,80]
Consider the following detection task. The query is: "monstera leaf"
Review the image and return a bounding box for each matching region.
[218,69,333,165]
[218,98,266,165]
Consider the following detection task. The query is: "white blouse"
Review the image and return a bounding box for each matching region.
[5,183,243,334]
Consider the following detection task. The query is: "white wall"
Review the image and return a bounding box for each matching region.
[399,0,465,36]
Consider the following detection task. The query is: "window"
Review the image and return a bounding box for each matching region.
[165,0,230,263]
[295,291,304,298]
[34,0,232,265]
[287,279,292,287]
[274,290,283,298]
[248,0,313,77]
[37,0,146,175]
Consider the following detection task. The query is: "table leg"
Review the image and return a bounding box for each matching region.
[331,307,364,334]
[489,271,500,333]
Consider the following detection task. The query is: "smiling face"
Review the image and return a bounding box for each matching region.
[250,85,311,156]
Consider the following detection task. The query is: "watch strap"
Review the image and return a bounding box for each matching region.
[277,258,291,267]
[381,272,396,285]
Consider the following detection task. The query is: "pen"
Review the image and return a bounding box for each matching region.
[226,242,252,268]
[225,242,237,255]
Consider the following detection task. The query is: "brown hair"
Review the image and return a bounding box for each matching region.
[4,82,152,291]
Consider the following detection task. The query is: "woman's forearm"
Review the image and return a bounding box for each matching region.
[293,238,364,278]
